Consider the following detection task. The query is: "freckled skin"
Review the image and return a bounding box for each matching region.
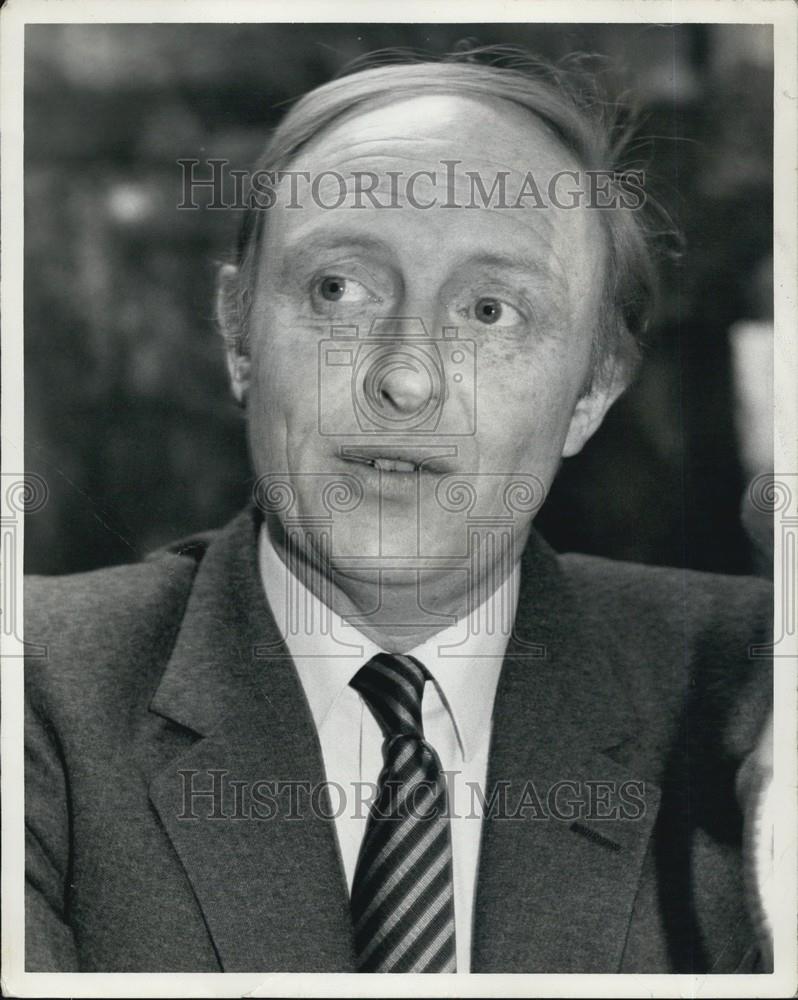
[227,94,624,651]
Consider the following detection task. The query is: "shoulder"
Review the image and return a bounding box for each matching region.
[25,533,212,641]
[558,550,771,641]
[555,551,772,756]
[24,530,214,714]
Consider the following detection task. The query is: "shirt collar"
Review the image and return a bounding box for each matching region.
[258,523,517,763]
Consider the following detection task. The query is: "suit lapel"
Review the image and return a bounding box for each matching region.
[472,533,661,972]
[148,508,356,971]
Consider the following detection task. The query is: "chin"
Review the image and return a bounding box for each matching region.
[326,531,469,578]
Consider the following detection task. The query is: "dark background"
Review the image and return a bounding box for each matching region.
[24,22,773,576]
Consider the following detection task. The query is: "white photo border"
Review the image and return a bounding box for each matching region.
[2,1,796,997]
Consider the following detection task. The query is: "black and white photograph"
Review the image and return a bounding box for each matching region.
[2,1,796,996]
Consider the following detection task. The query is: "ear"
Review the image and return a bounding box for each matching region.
[216,263,251,406]
[561,363,628,458]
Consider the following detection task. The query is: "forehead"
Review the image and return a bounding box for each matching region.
[303,91,575,174]
[260,93,606,311]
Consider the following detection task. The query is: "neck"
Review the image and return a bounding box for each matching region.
[267,517,528,653]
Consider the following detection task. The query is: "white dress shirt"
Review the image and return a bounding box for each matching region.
[258,525,518,972]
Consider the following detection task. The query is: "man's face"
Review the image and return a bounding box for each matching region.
[235,94,618,583]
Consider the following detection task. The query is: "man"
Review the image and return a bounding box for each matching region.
[25,50,773,974]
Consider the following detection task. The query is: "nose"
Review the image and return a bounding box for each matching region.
[373,352,435,416]
[362,317,442,423]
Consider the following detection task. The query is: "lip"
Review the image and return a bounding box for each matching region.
[339,445,460,474]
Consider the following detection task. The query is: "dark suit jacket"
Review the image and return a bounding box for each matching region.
[24,506,773,973]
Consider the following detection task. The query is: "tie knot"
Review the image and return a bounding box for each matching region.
[350,653,428,739]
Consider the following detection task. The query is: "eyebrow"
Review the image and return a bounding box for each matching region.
[280,232,556,282]
[280,232,394,267]
[460,252,559,285]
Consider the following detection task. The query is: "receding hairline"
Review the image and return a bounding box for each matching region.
[288,86,583,168]
[261,59,617,176]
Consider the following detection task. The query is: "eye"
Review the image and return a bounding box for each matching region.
[472,296,525,328]
[475,297,502,324]
[320,276,346,301]
[315,275,376,306]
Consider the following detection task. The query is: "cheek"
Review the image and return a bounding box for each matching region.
[475,339,582,454]
[248,316,321,423]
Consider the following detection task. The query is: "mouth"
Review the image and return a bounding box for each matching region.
[339,445,459,475]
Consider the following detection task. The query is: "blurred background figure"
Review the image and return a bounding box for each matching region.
[730,254,774,576]
[24,22,773,576]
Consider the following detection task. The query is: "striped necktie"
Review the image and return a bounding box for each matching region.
[349,652,456,973]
